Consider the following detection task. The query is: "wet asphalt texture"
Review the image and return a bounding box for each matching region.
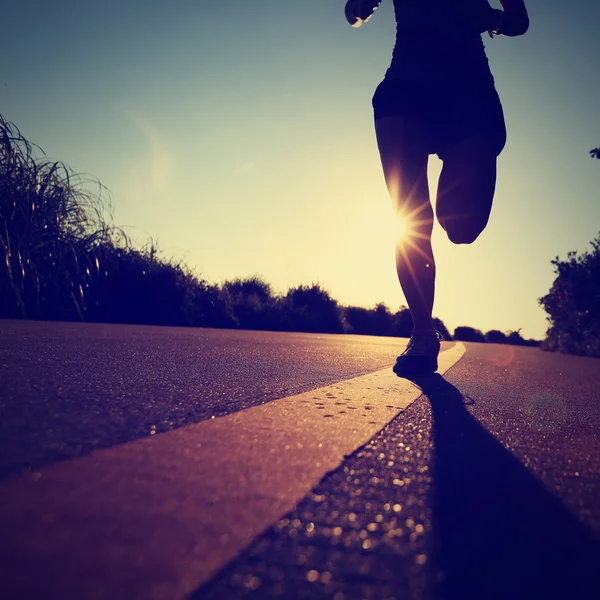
[195,345,600,600]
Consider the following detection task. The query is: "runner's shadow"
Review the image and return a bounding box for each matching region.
[404,373,600,600]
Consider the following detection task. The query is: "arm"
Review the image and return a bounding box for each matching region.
[491,0,530,37]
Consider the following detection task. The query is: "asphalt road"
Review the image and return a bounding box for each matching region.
[0,320,413,479]
[200,339,600,600]
[1,320,600,600]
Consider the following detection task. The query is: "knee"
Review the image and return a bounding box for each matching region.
[447,229,480,245]
[395,228,433,263]
[443,218,488,245]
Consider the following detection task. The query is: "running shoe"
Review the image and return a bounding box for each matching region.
[393,330,443,376]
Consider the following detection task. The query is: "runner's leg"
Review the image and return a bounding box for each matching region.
[375,115,435,332]
[436,135,499,244]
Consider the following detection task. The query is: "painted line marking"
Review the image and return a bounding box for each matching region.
[0,343,465,600]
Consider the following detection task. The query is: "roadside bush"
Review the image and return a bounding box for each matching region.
[506,329,525,346]
[343,304,452,340]
[223,276,282,330]
[432,318,452,341]
[454,326,486,342]
[485,329,508,343]
[192,282,237,329]
[539,233,600,357]
[345,303,395,336]
[0,114,224,327]
[344,306,375,335]
[370,303,395,336]
[283,284,344,333]
[84,242,207,326]
[392,307,413,337]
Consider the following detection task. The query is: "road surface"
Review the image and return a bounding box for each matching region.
[1,320,599,600]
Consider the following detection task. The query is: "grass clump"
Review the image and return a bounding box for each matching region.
[0,114,215,326]
[539,234,600,357]
[0,115,114,319]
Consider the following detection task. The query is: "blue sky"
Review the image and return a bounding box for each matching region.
[2,1,599,339]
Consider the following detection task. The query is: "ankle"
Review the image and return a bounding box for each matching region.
[412,327,436,336]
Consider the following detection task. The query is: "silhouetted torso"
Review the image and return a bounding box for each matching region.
[386,0,496,81]
[393,0,495,34]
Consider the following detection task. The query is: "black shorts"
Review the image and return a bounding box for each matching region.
[372,77,507,158]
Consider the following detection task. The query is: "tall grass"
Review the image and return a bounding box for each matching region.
[0,114,116,319]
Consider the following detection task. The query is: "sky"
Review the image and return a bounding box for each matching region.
[2,1,599,340]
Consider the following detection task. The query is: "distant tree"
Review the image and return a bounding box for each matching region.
[283,284,344,333]
[344,306,373,335]
[344,303,394,336]
[192,281,237,329]
[86,244,198,326]
[591,147,600,159]
[392,307,413,338]
[453,326,485,342]
[485,329,507,344]
[485,328,540,347]
[371,303,395,336]
[223,276,281,330]
[539,233,600,357]
[223,276,273,301]
[506,329,527,346]
[344,303,451,339]
[432,317,452,340]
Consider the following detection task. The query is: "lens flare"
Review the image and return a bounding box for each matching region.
[396,214,408,240]
[395,212,433,263]
[488,345,516,367]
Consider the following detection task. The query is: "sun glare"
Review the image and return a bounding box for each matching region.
[396,214,408,241]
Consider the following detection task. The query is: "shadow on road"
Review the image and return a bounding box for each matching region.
[405,373,600,600]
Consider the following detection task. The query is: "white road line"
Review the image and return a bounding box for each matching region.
[0,344,465,600]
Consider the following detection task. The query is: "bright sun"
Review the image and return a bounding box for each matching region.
[396,214,408,240]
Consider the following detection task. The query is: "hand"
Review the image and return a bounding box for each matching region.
[487,8,505,36]
[345,0,381,27]
[494,0,530,36]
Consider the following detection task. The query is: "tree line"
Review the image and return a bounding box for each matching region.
[1,114,597,355]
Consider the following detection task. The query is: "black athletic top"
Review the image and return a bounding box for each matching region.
[385,0,497,81]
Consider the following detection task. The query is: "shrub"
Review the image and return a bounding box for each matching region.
[371,303,395,336]
[392,307,413,338]
[485,329,507,344]
[344,306,374,335]
[432,317,452,341]
[453,326,485,342]
[0,114,226,327]
[223,276,282,330]
[192,281,237,329]
[539,233,600,357]
[84,242,209,326]
[283,284,344,333]
[344,303,399,336]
